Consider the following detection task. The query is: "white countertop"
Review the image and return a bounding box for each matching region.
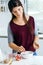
[0,56,43,65]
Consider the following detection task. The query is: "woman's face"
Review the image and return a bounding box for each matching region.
[12,6,23,18]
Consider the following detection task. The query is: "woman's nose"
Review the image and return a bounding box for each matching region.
[17,11,19,14]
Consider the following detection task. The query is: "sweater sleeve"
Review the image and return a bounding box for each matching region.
[35,21,38,36]
[32,16,38,36]
[8,24,14,43]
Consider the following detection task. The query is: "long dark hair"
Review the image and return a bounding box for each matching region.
[8,0,33,34]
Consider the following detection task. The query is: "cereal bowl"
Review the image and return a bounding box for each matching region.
[21,51,33,59]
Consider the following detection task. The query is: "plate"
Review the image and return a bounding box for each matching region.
[21,51,33,58]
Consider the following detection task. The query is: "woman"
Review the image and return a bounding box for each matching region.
[8,0,39,53]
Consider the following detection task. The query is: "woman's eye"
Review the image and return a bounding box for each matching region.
[14,11,16,13]
[18,9,20,11]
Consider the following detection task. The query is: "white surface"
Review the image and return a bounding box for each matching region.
[8,56,43,65]
[0,56,43,65]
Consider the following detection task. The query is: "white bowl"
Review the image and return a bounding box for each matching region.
[21,51,33,59]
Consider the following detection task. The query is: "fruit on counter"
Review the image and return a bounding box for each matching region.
[8,58,13,65]
[15,54,22,61]
[3,59,9,64]
[3,58,13,64]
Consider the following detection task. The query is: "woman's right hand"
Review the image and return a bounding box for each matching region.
[18,46,26,52]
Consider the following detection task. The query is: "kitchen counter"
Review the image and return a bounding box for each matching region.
[0,56,43,65]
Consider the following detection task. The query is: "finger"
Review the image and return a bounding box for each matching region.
[35,43,39,48]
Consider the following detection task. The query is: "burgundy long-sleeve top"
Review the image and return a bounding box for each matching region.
[10,16,35,52]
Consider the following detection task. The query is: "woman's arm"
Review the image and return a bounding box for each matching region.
[33,22,39,49]
[33,36,39,49]
[9,43,25,52]
[8,25,25,52]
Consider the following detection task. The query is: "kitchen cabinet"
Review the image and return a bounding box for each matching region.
[0,0,11,36]
[0,38,12,54]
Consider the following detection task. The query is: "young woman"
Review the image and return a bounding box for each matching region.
[8,0,39,53]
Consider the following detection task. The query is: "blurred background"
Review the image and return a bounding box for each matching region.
[0,0,43,55]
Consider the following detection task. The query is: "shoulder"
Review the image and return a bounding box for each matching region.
[30,16,34,21]
[8,20,12,29]
[25,15,34,21]
[26,15,35,26]
[8,22,12,32]
[8,23,11,31]
[8,22,10,29]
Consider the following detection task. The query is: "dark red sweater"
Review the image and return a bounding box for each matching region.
[10,16,35,52]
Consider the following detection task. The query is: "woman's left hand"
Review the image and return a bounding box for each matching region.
[33,42,39,49]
